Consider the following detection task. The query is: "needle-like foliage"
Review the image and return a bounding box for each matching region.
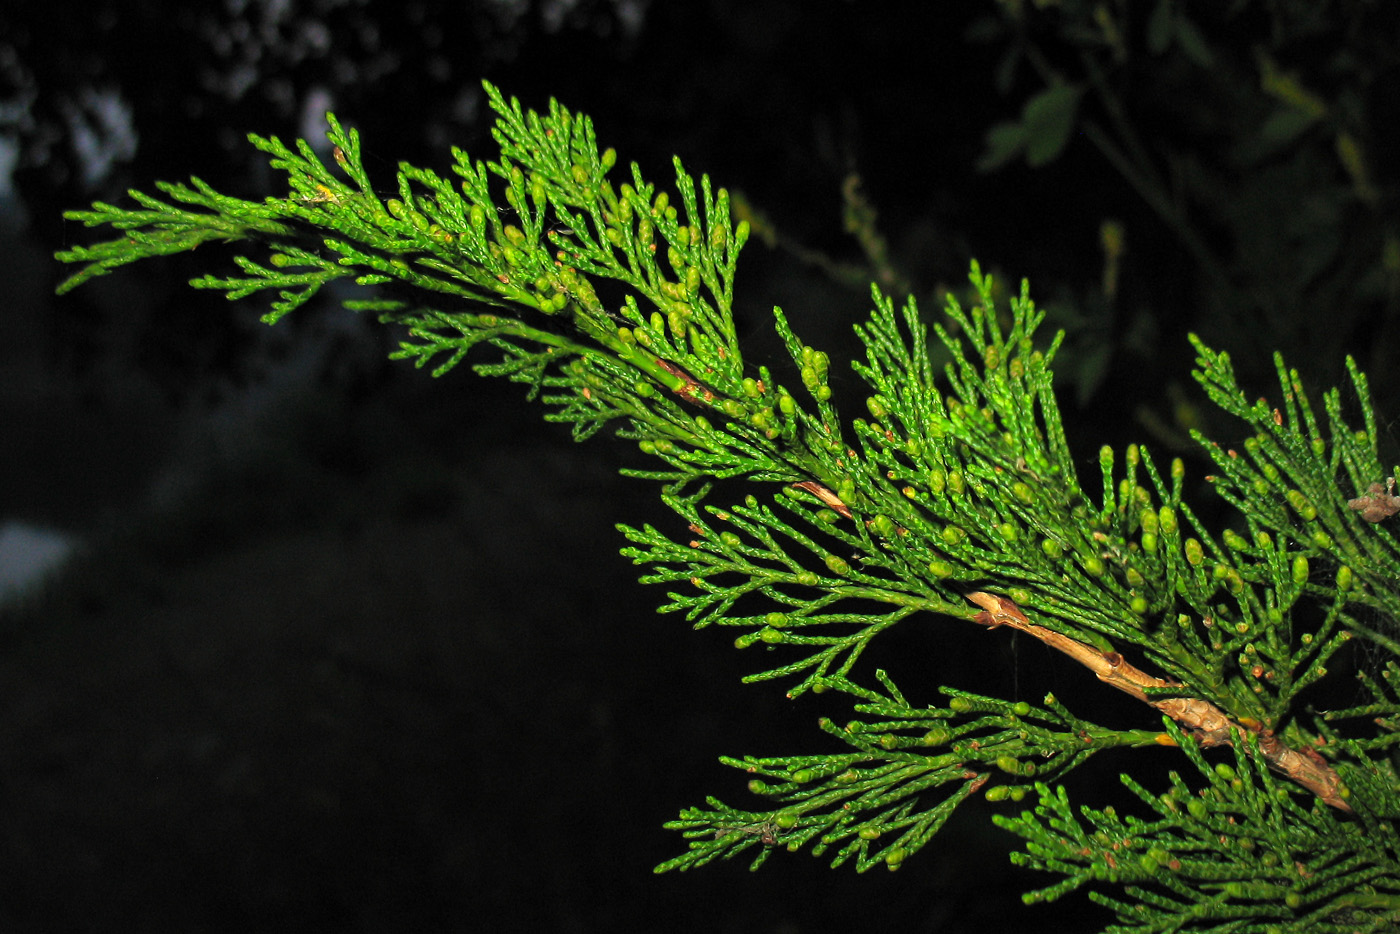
[56,84,1400,931]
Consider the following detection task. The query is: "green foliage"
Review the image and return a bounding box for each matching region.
[1000,715,1400,931]
[55,84,1400,932]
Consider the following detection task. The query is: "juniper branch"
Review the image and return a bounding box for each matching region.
[54,82,1400,932]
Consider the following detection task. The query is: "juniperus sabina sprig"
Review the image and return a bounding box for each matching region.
[56,84,1400,931]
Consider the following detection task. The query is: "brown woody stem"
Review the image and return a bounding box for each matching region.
[966,591,1352,812]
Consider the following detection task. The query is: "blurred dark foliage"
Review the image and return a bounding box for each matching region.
[970,0,1400,446]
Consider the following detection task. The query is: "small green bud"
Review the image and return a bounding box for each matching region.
[1099,445,1114,472]
[774,811,799,829]
[1184,538,1204,567]
[942,526,966,547]
[760,628,785,644]
[997,522,1018,542]
[1082,555,1106,577]
[795,571,819,587]
[720,531,741,548]
[927,560,955,579]
[858,826,882,839]
[1041,538,1064,559]
[996,755,1022,775]
[1337,564,1353,592]
[825,554,850,576]
[1130,595,1149,615]
[921,727,953,746]
[1140,532,1158,553]
[1292,555,1309,585]
[1158,506,1178,537]
[948,696,974,713]
[985,785,1011,802]
[665,260,687,293]
[866,395,889,420]
[1011,481,1034,505]
[1285,489,1317,521]
[1011,701,1031,717]
[764,612,789,628]
[600,147,617,171]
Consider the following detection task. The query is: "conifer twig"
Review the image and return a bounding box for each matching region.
[967,590,1351,811]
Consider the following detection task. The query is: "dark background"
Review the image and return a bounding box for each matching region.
[1,1,1396,931]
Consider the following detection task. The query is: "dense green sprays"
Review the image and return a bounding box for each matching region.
[58,85,1400,932]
